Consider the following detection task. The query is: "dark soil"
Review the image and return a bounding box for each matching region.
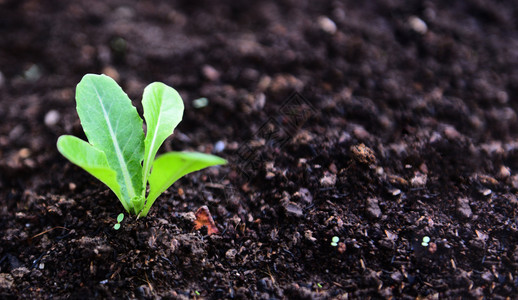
[2,0,518,298]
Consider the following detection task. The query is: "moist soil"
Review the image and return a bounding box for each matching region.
[1,0,518,299]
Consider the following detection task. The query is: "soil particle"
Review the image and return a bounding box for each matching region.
[284,201,304,218]
[0,274,13,289]
[410,172,427,187]
[225,248,238,261]
[350,143,376,166]
[11,267,29,279]
[456,197,473,219]
[43,110,60,127]
[317,16,337,35]
[294,187,313,204]
[319,172,336,187]
[201,65,220,82]
[366,197,382,219]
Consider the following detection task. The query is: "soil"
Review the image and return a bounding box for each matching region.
[1,0,518,299]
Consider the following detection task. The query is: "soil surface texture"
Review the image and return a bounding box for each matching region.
[2,0,518,299]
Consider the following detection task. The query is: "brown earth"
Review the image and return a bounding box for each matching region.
[1,0,518,299]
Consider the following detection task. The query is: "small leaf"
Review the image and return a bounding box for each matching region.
[131,196,145,214]
[117,213,124,223]
[142,82,184,189]
[140,152,227,216]
[113,223,121,230]
[57,135,127,211]
[194,206,219,235]
[76,74,145,210]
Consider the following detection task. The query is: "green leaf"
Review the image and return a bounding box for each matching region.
[56,135,128,211]
[59,74,226,218]
[141,82,184,194]
[75,74,145,210]
[117,213,124,223]
[113,223,121,230]
[131,196,145,214]
[140,152,227,217]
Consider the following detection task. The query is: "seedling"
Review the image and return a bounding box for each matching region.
[330,236,339,247]
[57,74,226,217]
[421,236,430,247]
[113,213,124,230]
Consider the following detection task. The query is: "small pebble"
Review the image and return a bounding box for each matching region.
[390,271,404,282]
[296,187,313,204]
[350,143,376,165]
[0,273,14,289]
[318,16,337,34]
[456,197,473,219]
[444,125,462,140]
[202,65,220,81]
[18,148,31,159]
[285,202,303,217]
[304,230,316,242]
[265,171,275,179]
[320,172,336,187]
[225,248,238,260]
[390,188,401,196]
[214,140,225,153]
[44,110,60,127]
[480,189,492,196]
[180,211,196,223]
[24,64,41,81]
[384,230,398,241]
[366,197,382,219]
[481,271,494,282]
[498,165,511,179]
[475,230,488,241]
[410,172,427,187]
[408,16,427,34]
[192,97,209,109]
[254,93,266,110]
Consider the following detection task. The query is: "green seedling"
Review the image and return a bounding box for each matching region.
[57,74,226,217]
[421,236,430,247]
[330,236,339,247]
[113,213,124,230]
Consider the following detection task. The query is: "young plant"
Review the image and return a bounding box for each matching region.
[113,213,124,230]
[57,74,226,217]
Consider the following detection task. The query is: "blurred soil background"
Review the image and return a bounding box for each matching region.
[1,0,518,298]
